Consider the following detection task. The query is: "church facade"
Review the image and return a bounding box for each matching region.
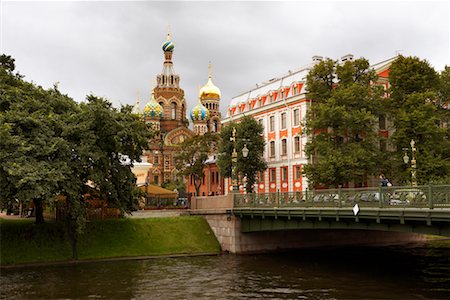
[133,34,224,196]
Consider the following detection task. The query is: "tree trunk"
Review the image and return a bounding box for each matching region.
[34,198,45,224]
[194,177,201,196]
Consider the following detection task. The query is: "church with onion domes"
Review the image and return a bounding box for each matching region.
[132,33,224,196]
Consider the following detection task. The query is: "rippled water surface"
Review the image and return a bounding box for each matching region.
[1,242,449,299]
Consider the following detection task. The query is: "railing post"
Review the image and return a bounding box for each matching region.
[428,184,433,209]
[338,187,342,208]
[379,186,383,208]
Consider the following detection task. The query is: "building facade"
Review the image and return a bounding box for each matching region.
[133,34,224,196]
[222,54,397,194]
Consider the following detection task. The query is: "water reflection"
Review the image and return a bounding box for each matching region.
[1,242,449,299]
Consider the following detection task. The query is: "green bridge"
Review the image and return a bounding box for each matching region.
[230,185,450,237]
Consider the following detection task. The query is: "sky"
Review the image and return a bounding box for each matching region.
[1,1,449,117]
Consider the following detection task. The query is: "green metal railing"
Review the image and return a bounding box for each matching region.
[233,185,450,209]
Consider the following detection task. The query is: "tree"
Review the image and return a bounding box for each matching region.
[303,57,385,188]
[0,62,78,224]
[1,56,153,258]
[217,116,267,193]
[386,56,450,184]
[174,133,219,196]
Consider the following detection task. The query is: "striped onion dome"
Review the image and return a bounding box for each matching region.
[143,92,163,119]
[162,34,174,52]
[190,100,210,122]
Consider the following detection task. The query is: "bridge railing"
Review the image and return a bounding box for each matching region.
[233,185,450,209]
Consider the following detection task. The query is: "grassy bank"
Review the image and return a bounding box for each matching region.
[0,216,221,266]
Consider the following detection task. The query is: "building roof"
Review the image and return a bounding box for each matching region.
[229,66,311,108]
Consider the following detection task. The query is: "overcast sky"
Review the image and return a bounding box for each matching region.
[1,1,449,117]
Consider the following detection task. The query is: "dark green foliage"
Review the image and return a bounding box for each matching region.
[304,58,384,187]
[386,56,450,184]
[0,55,153,258]
[217,116,267,193]
[174,133,219,196]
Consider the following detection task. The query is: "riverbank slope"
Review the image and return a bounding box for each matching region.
[0,216,221,266]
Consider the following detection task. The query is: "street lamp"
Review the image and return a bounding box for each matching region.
[402,139,417,186]
[230,128,250,192]
[242,144,249,158]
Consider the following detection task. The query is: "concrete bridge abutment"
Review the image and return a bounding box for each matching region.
[190,194,427,254]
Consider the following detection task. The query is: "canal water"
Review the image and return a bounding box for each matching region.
[1,241,449,299]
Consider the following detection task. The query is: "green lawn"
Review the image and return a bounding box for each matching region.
[0,216,220,266]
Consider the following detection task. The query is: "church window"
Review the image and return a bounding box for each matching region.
[171,75,174,85]
[213,120,218,132]
[171,102,177,119]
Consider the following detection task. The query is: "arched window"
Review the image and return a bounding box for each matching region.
[171,102,177,119]
[213,120,218,132]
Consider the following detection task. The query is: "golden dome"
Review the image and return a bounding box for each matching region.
[199,76,221,100]
[199,63,221,100]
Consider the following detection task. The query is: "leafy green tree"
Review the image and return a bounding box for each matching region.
[217,116,267,193]
[174,133,218,196]
[386,56,450,184]
[1,56,153,258]
[304,58,385,188]
[0,62,78,224]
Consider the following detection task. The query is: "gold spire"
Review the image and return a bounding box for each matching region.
[208,61,212,78]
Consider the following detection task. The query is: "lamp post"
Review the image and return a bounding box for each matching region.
[402,139,417,186]
[230,127,250,192]
[230,127,238,191]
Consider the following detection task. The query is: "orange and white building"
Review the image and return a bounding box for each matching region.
[222,54,398,193]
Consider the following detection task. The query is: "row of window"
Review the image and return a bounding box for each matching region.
[258,165,302,183]
[268,136,302,157]
[156,102,185,120]
[262,109,301,132]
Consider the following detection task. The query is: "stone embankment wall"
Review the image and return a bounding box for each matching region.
[190,194,427,254]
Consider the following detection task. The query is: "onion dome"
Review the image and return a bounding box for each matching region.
[162,34,174,52]
[143,90,163,118]
[190,100,210,122]
[199,63,221,100]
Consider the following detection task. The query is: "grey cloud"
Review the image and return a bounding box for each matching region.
[2,1,448,117]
